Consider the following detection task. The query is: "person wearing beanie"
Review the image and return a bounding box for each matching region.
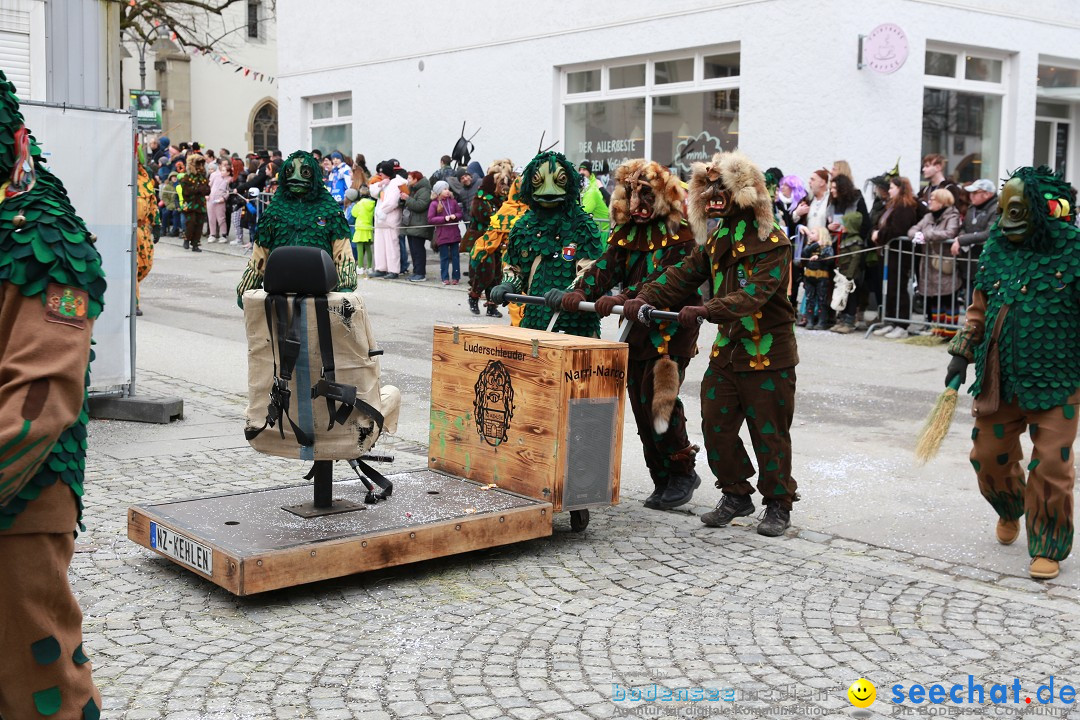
[327,152,351,204]
[428,180,464,284]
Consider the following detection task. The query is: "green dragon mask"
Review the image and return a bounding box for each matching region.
[519,151,580,210]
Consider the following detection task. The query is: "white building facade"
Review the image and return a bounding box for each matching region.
[120,0,277,154]
[278,0,1080,190]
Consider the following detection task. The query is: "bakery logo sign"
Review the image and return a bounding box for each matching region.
[474,360,514,446]
[861,23,908,74]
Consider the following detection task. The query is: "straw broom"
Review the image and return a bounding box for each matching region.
[915,375,963,464]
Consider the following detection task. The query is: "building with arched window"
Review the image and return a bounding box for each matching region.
[120,0,277,154]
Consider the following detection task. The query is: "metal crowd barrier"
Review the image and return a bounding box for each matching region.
[866,235,979,339]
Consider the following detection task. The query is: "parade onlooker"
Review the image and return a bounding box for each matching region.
[351,154,371,189]
[327,151,352,204]
[579,160,611,231]
[352,182,377,275]
[429,180,462,284]
[240,187,260,249]
[908,189,962,333]
[802,227,835,330]
[159,171,181,236]
[920,153,969,214]
[831,160,854,183]
[403,171,433,282]
[430,155,454,185]
[794,169,832,238]
[776,174,807,319]
[952,178,999,256]
[827,174,869,334]
[871,176,923,338]
[207,160,231,242]
[373,161,406,279]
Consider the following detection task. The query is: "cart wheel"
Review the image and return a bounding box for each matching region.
[570,509,590,532]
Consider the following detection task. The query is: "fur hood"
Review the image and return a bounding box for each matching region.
[687,151,774,243]
[608,159,684,235]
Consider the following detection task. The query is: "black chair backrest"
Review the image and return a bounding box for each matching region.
[264,246,336,295]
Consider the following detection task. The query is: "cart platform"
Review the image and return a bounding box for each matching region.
[127,469,553,596]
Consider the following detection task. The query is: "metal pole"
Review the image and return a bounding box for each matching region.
[313,460,333,508]
[138,40,147,89]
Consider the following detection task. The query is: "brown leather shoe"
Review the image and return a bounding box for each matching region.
[1030,557,1059,580]
[996,518,1020,545]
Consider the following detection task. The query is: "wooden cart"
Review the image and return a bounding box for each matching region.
[127,323,628,595]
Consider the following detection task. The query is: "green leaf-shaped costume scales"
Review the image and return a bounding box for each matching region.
[0,70,106,533]
[949,166,1080,566]
[0,69,104,720]
[501,151,603,335]
[236,150,355,305]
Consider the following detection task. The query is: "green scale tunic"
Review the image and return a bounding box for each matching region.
[0,152,106,533]
[968,222,1080,410]
[503,151,604,335]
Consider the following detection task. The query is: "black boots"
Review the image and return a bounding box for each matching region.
[183,239,189,249]
[468,296,480,315]
[485,304,503,318]
[756,502,791,537]
[700,493,755,527]
[656,470,700,510]
[643,484,666,510]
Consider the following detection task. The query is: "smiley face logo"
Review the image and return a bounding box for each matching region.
[847,678,876,708]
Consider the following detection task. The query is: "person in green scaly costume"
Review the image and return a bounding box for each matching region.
[489,150,604,336]
[0,69,104,720]
[946,166,1080,581]
[236,150,356,307]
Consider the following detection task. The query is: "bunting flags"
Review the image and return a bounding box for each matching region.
[184,46,275,84]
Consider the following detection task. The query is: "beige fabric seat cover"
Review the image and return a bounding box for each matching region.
[243,289,401,460]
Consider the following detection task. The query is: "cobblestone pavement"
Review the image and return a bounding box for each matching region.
[75,372,1080,720]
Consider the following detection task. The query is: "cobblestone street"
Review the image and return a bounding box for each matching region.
[65,244,1080,719]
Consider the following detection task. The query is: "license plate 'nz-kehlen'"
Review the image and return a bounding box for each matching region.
[150,521,213,575]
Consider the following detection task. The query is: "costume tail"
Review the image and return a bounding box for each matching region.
[652,356,680,435]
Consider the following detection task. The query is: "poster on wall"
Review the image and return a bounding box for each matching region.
[130,90,162,132]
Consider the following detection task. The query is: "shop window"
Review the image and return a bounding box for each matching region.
[925,51,956,78]
[923,45,1006,186]
[655,58,693,85]
[568,70,600,94]
[704,53,740,79]
[565,98,646,173]
[610,64,645,90]
[1038,64,1080,100]
[308,93,352,157]
[651,91,738,173]
[965,56,1002,83]
[921,88,1001,185]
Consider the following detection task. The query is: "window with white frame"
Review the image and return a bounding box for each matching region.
[1036,62,1080,180]
[562,47,739,180]
[308,93,352,158]
[922,45,1009,187]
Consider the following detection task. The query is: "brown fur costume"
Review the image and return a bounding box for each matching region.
[609,159,685,235]
[687,151,774,245]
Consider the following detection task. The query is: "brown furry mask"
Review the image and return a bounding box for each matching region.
[487,157,515,197]
[609,159,685,234]
[687,151,774,242]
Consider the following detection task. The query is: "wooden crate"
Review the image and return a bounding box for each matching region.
[429,324,627,512]
[127,470,552,596]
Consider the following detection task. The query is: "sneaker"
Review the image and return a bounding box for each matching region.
[443,279,451,285]
[408,275,426,282]
[370,271,387,278]
[451,279,459,285]
[884,327,909,339]
[230,239,242,246]
[757,503,791,537]
[830,322,854,334]
[996,518,1020,545]
[812,322,827,331]
[383,273,399,280]
[643,484,667,510]
[135,307,143,317]
[700,493,755,527]
[872,324,895,336]
[1030,557,1059,580]
[657,470,701,510]
[907,323,926,333]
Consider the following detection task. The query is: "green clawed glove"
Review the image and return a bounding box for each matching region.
[490,283,514,306]
[677,305,709,328]
[544,288,567,309]
[946,355,969,388]
[560,290,587,312]
[593,294,625,317]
